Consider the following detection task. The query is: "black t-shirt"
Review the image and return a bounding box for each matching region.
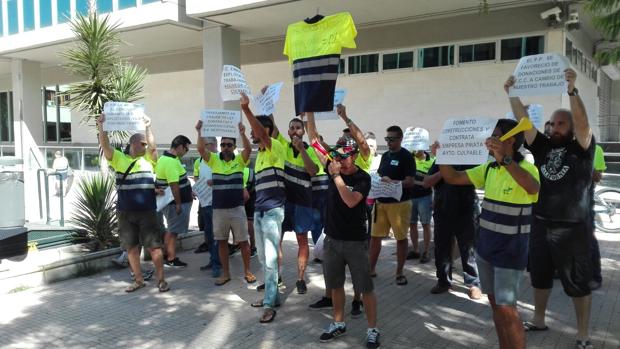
[324,165,371,241]
[428,162,476,215]
[525,131,595,222]
[377,147,416,203]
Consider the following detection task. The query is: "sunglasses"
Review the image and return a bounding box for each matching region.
[384,136,401,142]
[139,142,148,147]
[220,143,234,148]
[329,150,356,160]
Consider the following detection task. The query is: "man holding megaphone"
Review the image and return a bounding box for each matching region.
[505,68,596,349]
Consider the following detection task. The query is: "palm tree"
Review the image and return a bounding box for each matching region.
[60,12,147,145]
[587,0,620,64]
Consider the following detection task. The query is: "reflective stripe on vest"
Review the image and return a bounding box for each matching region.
[255,166,286,211]
[479,198,532,235]
[115,168,156,211]
[312,174,329,192]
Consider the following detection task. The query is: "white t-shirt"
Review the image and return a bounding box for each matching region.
[198,160,213,207]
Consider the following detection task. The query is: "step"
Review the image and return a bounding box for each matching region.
[606,162,620,175]
[600,142,620,153]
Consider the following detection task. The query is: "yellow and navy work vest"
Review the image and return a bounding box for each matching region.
[311,164,329,200]
[109,149,156,212]
[206,152,247,209]
[412,152,434,198]
[466,160,539,270]
[283,12,357,115]
[155,151,193,203]
[277,134,321,207]
[255,138,287,212]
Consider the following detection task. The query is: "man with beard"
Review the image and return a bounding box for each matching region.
[505,69,595,349]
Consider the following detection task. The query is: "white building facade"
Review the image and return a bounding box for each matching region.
[0,0,616,173]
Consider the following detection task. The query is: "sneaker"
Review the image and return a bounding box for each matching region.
[194,242,209,254]
[575,339,594,349]
[419,252,430,264]
[351,299,364,318]
[200,262,213,271]
[366,328,381,349]
[257,276,283,291]
[130,269,154,281]
[313,258,323,264]
[211,267,222,278]
[296,279,307,294]
[250,247,258,258]
[309,297,333,310]
[468,286,482,300]
[430,283,451,294]
[319,322,347,342]
[164,258,188,268]
[406,251,420,260]
[228,244,240,257]
[111,252,129,268]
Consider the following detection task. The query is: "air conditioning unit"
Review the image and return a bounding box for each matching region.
[595,41,620,80]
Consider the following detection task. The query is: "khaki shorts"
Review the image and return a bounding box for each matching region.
[371,200,412,241]
[118,210,162,250]
[213,206,249,242]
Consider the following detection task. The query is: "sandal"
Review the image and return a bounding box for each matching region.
[251,300,281,308]
[158,280,170,293]
[125,281,146,293]
[215,277,231,286]
[245,273,257,284]
[259,309,277,323]
[395,275,408,286]
[523,321,548,332]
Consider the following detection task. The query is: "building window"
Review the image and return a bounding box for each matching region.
[8,0,18,35]
[40,0,53,28]
[459,42,495,63]
[119,0,137,10]
[141,0,160,3]
[500,35,544,60]
[419,45,454,68]
[337,58,345,74]
[348,54,379,74]
[58,0,71,23]
[43,85,72,143]
[0,2,4,36]
[565,38,573,61]
[76,0,89,16]
[23,0,35,31]
[383,51,414,70]
[0,92,14,142]
[97,0,113,13]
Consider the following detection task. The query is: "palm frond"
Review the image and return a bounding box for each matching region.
[106,62,147,102]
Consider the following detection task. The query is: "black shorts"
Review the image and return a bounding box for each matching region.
[323,236,374,294]
[528,217,592,297]
[118,210,163,250]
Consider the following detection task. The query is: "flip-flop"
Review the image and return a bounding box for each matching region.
[125,281,146,293]
[523,321,548,332]
[158,280,170,293]
[215,277,231,286]
[245,274,257,284]
[259,309,277,323]
[395,275,408,286]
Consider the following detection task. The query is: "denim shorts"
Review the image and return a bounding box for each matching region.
[282,202,314,234]
[476,253,523,306]
[411,194,432,225]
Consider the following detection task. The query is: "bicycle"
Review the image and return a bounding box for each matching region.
[593,186,620,233]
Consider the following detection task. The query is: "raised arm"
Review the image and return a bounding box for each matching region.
[292,136,318,177]
[239,122,252,163]
[96,115,114,161]
[565,69,593,150]
[240,93,272,150]
[328,161,363,208]
[337,104,370,160]
[505,76,537,145]
[438,165,473,186]
[144,115,158,161]
[194,120,211,163]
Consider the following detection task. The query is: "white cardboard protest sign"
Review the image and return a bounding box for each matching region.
[192,177,211,204]
[509,53,570,97]
[220,65,251,101]
[254,82,284,116]
[156,187,173,212]
[435,117,497,165]
[368,173,403,201]
[102,102,146,131]
[402,127,430,151]
[315,89,348,120]
[200,109,241,139]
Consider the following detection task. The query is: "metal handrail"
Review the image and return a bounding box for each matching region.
[37,169,65,227]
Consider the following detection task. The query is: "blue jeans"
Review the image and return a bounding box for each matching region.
[201,206,221,271]
[311,195,326,244]
[254,207,285,309]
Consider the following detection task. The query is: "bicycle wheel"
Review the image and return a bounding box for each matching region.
[594,187,620,233]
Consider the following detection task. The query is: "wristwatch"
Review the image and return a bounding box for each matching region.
[501,155,513,166]
[568,87,579,96]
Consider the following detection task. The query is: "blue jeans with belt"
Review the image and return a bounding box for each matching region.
[254,207,285,309]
